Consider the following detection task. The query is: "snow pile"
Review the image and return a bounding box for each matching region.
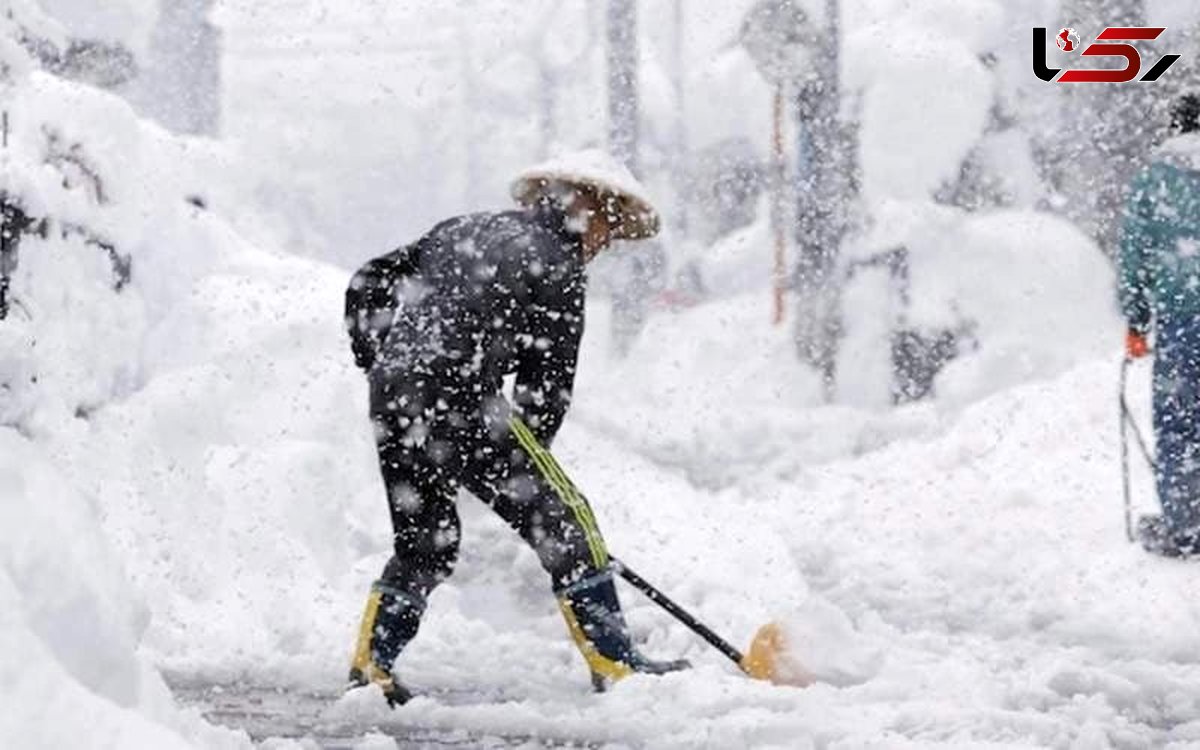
[0,432,249,749]
[574,200,1119,485]
[1,29,382,695]
[917,211,1118,403]
[573,293,945,487]
[69,245,381,685]
[1,65,224,432]
[852,203,1120,406]
[0,9,278,746]
[644,0,1118,418]
[766,359,1200,747]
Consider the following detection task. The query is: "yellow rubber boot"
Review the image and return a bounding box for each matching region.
[347,583,421,706]
[557,571,690,691]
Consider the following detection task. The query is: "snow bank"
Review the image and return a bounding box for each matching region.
[69,245,382,685]
[762,358,1200,746]
[586,200,1117,484]
[575,292,945,488]
[0,54,384,692]
[0,62,231,432]
[0,430,250,749]
[850,202,1120,406]
[920,211,1118,404]
[0,19,286,747]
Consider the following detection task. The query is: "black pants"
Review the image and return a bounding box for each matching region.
[368,374,608,616]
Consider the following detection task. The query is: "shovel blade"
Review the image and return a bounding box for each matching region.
[739,622,814,687]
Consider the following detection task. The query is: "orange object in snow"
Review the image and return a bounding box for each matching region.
[613,558,813,688]
[1126,330,1150,359]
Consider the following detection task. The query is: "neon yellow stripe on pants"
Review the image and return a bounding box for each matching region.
[509,416,608,568]
[510,418,604,545]
[509,417,606,565]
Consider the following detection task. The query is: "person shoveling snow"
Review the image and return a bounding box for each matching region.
[343,150,690,705]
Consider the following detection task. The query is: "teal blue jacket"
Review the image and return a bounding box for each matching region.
[1119,134,1200,332]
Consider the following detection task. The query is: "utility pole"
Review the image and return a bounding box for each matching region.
[793,0,848,397]
[771,86,788,325]
[607,0,639,173]
[741,0,848,396]
[141,0,222,135]
[670,0,688,238]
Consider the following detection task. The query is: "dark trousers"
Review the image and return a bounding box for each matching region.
[363,374,609,668]
[1154,317,1200,539]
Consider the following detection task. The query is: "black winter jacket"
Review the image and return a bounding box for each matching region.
[345,203,586,447]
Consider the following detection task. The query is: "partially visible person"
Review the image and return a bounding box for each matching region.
[1119,92,1200,557]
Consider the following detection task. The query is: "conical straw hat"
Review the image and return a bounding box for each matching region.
[511,149,661,240]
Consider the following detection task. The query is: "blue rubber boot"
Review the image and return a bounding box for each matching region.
[556,570,690,691]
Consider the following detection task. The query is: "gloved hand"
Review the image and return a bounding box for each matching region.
[1126,329,1150,359]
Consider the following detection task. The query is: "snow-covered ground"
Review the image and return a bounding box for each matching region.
[8,194,1198,746]
[20,284,1200,747]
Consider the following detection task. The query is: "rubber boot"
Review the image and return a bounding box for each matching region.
[556,570,690,691]
[347,581,424,706]
[1138,514,1200,558]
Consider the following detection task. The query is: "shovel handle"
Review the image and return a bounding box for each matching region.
[1119,362,1157,473]
[1120,357,1134,542]
[1119,355,1159,543]
[610,556,746,667]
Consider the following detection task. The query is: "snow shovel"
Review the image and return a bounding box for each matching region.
[1119,355,1157,542]
[506,417,808,686]
[609,556,811,687]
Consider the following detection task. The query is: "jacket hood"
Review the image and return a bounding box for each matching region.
[1155,133,1200,173]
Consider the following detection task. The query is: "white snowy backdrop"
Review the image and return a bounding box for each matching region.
[4,0,1200,747]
